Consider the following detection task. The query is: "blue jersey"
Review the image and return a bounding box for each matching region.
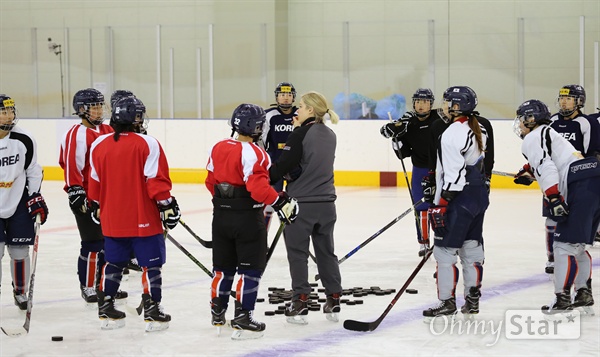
[586,111,600,158]
[261,106,297,162]
[550,111,592,156]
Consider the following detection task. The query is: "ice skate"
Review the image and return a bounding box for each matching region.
[285,293,309,325]
[128,258,143,272]
[98,292,126,330]
[423,298,457,323]
[81,285,98,304]
[542,292,572,321]
[143,294,171,332]
[230,301,265,340]
[545,261,554,274]
[418,243,430,257]
[323,293,341,322]
[115,289,129,300]
[211,297,227,335]
[460,287,481,320]
[573,286,595,316]
[13,290,27,311]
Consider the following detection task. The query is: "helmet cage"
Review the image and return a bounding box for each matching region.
[0,97,18,131]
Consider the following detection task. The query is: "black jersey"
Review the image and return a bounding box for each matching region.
[397,111,442,168]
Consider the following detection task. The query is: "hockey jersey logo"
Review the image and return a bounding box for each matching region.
[0,153,19,167]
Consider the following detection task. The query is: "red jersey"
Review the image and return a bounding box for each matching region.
[206,138,278,205]
[59,123,114,192]
[88,133,173,238]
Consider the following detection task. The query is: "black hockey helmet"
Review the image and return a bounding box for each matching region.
[274,82,296,110]
[111,96,147,128]
[110,89,135,108]
[72,88,106,125]
[0,94,18,131]
[513,99,551,139]
[557,84,586,116]
[230,103,265,139]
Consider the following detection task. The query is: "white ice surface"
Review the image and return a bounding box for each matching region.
[1,182,599,356]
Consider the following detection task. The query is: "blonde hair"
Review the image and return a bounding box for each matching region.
[301,91,339,124]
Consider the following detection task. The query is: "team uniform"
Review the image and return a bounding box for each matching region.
[0,124,47,310]
[88,96,177,331]
[423,86,488,320]
[206,103,298,340]
[513,99,598,315]
[540,85,594,274]
[270,102,343,324]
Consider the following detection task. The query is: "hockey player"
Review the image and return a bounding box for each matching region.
[269,91,343,324]
[588,108,600,243]
[59,88,128,304]
[0,94,48,310]
[512,99,598,315]
[206,103,298,340]
[88,96,179,331]
[261,82,298,231]
[380,88,442,256]
[422,86,489,321]
[515,85,593,275]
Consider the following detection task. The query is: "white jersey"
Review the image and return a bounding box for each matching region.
[521,125,582,200]
[435,118,487,203]
[0,126,43,218]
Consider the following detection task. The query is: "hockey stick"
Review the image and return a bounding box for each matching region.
[166,232,213,278]
[2,215,41,337]
[315,199,424,281]
[343,248,433,332]
[266,221,286,264]
[491,170,516,178]
[179,219,213,248]
[388,112,424,241]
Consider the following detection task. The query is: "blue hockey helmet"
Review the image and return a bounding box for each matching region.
[442,86,477,116]
[72,88,106,125]
[110,89,135,108]
[513,99,551,139]
[412,88,435,117]
[230,103,265,139]
[0,94,18,131]
[111,96,147,128]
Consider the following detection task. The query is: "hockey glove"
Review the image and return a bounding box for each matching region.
[272,192,299,225]
[67,185,88,215]
[26,192,48,225]
[88,200,101,225]
[428,200,448,237]
[380,121,408,139]
[514,164,535,186]
[544,194,569,223]
[485,174,491,194]
[158,197,181,230]
[421,171,436,204]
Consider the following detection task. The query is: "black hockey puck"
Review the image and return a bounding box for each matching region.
[406,289,418,294]
[274,309,285,315]
[256,298,265,303]
[51,336,63,342]
[264,311,276,316]
[346,301,356,305]
[354,300,363,304]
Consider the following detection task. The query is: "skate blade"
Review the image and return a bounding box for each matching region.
[461,312,478,321]
[541,310,573,322]
[145,321,169,332]
[325,312,339,322]
[423,313,457,324]
[576,306,595,316]
[286,315,308,325]
[84,302,98,310]
[100,318,126,330]
[231,329,264,340]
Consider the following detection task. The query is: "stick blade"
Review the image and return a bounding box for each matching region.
[343,319,376,332]
[203,241,213,249]
[1,326,28,337]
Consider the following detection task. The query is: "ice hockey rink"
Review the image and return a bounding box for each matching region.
[1,181,599,356]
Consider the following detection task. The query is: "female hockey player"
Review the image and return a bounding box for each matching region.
[380,88,442,256]
[206,103,298,340]
[0,94,48,310]
[423,86,489,321]
[88,96,180,331]
[59,88,128,304]
[513,99,598,315]
[261,82,298,231]
[269,91,343,325]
